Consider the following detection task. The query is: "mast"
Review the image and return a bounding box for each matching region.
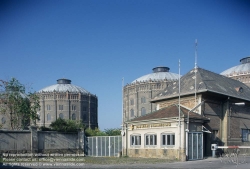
[178,59,181,158]
[195,39,198,105]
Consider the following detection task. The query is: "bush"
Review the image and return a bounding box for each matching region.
[49,118,84,132]
[39,126,52,131]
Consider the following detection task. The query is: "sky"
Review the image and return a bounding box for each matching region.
[0,0,249,130]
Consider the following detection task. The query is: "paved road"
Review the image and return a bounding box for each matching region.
[1,157,249,169]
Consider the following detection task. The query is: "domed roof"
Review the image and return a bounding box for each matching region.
[38,79,90,94]
[221,57,250,76]
[132,66,180,83]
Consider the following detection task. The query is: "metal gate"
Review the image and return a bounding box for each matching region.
[86,136,122,157]
[188,132,203,160]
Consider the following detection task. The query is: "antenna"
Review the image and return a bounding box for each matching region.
[178,59,181,156]
[194,39,198,105]
[122,77,124,124]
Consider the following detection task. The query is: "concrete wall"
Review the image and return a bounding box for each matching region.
[0,130,31,153]
[0,127,85,154]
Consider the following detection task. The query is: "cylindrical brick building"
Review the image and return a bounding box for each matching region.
[37,79,98,129]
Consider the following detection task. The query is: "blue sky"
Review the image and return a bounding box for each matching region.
[0,0,249,130]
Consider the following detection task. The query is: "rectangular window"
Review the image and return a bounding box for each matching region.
[59,105,63,110]
[130,99,134,105]
[242,129,250,142]
[131,135,141,146]
[83,106,87,111]
[72,105,76,111]
[145,134,157,146]
[46,105,50,111]
[162,133,175,146]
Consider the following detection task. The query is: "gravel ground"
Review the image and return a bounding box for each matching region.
[82,156,177,165]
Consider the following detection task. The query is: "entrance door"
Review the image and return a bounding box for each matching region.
[188,132,203,160]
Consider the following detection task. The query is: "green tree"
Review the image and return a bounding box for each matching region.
[49,118,85,132]
[84,128,121,136]
[85,128,107,136]
[0,78,40,130]
[104,128,121,136]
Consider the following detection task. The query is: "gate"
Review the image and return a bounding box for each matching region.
[86,136,122,157]
[188,132,203,160]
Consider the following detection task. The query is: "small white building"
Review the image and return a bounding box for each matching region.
[123,104,208,161]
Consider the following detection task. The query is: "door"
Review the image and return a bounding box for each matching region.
[188,132,203,160]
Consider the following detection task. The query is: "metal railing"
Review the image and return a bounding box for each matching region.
[86,136,122,157]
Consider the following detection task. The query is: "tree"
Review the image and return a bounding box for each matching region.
[104,128,121,136]
[0,78,40,130]
[49,118,85,132]
[85,128,106,136]
[85,128,121,136]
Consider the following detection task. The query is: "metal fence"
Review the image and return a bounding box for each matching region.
[86,136,122,157]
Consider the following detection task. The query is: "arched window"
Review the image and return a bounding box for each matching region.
[72,113,76,120]
[141,107,146,116]
[47,113,51,121]
[130,109,134,117]
[59,113,64,119]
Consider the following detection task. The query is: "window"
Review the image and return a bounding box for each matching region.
[46,105,51,111]
[72,105,76,111]
[162,133,175,146]
[130,109,134,117]
[83,114,87,121]
[141,97,146,103]
[59,105,63,110]
[72,113,76,120]
[145,134,157,146]
[130,99,134,105]
[131,135,141,146]
[1,117,6,124]
[47,113,51,121]
[83,106,87,111]
[242,129,250,142]
[141,107,146,116]
[59,113,64,119]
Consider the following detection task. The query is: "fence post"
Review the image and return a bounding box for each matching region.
[29,126,38,154]
[78,129,85,154]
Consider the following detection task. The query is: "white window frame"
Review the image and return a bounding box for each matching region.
[161,133,175,146]
[145,134,157,146]
[131,135,141,147]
